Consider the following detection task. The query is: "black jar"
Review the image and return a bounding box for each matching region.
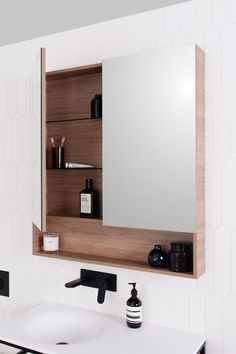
[148,245,167,268]
[169,242,193,273]
[91,94,102,118]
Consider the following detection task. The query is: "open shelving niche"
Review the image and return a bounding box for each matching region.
[33,48,205,279]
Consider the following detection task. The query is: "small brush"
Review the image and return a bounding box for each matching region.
[60,137,66,147]
[50,137,55,147]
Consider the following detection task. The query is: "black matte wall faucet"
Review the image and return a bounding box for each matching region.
[65,276,89,288]
[65,269,117,304]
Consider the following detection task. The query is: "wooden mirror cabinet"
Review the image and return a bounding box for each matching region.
[33,45,205,279]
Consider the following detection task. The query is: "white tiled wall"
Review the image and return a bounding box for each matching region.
[0,0,235,353]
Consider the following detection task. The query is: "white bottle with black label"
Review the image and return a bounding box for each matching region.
[126,282,142,328]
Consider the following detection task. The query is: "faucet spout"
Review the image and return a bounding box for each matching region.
[97,279,110,304]
[65,277,89,288]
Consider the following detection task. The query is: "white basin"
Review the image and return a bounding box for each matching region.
[17,304,103,345]
[0,302,205,354]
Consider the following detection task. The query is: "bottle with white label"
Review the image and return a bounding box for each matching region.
[80,178,98,218]
[126,282,142,328]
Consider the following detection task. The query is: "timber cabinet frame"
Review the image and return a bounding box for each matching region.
[33,46,205,279]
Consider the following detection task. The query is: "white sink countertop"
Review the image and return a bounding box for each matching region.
[0,302,205,354]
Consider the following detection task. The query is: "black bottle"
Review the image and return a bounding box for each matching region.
[148,245,167,268]
[126,283,142,329]
[169,242,193,273]
[91,94,102,118]
[80,178,98,218]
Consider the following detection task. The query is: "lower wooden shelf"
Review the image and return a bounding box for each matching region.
[34,250,195,279]
[32,216,200,279]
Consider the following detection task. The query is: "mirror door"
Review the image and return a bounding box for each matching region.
[29,48,46,231]
[103,45,197,233]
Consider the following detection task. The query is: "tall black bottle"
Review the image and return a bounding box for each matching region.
[91,94,102,118]
[80,178,98,218]
[126,283,142,328]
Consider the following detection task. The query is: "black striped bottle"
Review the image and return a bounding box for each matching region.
[126,283,142,328]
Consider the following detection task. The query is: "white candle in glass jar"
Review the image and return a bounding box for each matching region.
[43,233,59,252]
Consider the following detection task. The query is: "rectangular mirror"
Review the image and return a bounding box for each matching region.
[103,44,203,233]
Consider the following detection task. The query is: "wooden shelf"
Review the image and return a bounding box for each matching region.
[46,118,102,168]
[46,64,102,122]
[46,63,102,81]
[47,117,102,124]
[34,249,195,279]
[33,216,196,278]
[47,169,102,217]
[46,215,102,221]
[47,168,102,170]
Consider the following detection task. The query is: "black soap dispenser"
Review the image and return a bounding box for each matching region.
[126,283,142,328]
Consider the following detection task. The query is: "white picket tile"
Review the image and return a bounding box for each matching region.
[230,0,236,23]
[173,286,189,331]
[222,22,236,93]
[189,289,205,334]
[149,8,172,47]
[158,277,180,328]
[213,226,231,298]
[205,159,222,230]
[230,92,236,159]
[212,0,230,29]
[163,3,181,38]
[196,0,212,31]
[222,158,236,230]
[205,291,223,354]
[205,26,221,96]
[7,74,17,118]
[179,0,196,34]
[213,91,231,163]
[222,294,236,354]
[230,230,236,294]
[205,93,214,162]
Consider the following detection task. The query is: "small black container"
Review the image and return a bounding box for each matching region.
[169,242,193,273]
[52,147,65,169]
[91,94,102,118]
[148,245,167,268]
